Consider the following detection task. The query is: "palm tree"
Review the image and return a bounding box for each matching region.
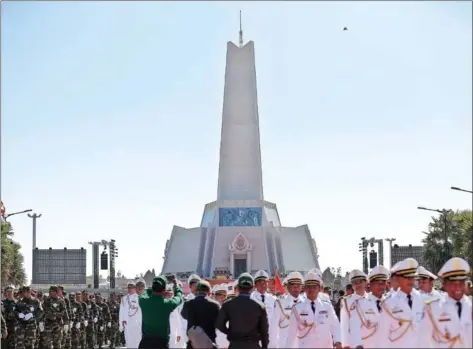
[1,221,27,287]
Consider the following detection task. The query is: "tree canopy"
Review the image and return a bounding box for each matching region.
[422,209,472,275]
[1,221,27,287]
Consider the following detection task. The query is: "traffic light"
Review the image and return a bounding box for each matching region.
[369,250,378,268]
[100,252,108,270]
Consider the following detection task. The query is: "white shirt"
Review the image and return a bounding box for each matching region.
[379,288,425,348]
[251,290,276,319]
[420,295,472,348]
[349,292,385,348]
[269,294,304,348]
[340,292,369,347]
[285,296,341,348]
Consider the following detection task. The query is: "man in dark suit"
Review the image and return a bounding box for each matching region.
[216,273,269,349]
[181,280,220,348]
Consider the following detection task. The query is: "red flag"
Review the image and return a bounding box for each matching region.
[274,268,285,294]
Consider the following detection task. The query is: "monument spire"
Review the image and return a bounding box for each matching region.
[239,10,243,47]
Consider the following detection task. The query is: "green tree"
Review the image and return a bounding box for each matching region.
[422,209,472,274]
[1,221,27,286]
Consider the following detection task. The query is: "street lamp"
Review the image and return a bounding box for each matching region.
[451,186,473,194]
[417,206,453,263]
[5,209,33,219]
[385,238,396,268]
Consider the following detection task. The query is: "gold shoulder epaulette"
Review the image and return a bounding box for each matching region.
[380,294,391,305]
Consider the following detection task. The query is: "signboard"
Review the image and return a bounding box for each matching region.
[32,248,86,285]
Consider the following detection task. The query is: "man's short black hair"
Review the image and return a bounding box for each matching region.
[152,282,165,293]
[346,284,353,290]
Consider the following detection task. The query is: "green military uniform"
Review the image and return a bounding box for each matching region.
[60,289,72,349]
[106,293,120,349]
[35,292,45,349]
[94,293,111,349]
[2,286,19,349]
[81,291,97,349]
[42,285,69,349]
[139,276,183,347]
[68,292,84,349]
[16,286,43,349]
[78,293,88,349]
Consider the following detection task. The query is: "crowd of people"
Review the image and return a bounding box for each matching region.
[2,256,472,348]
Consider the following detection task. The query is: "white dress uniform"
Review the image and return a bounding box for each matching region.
[251,270,277,321]
[420,257,472,348]
[214,284,229,349]
[285,271,341,348]
[119,280,142,348]
[349,266,390,348]
[416,266,443,301]
[269,271,305,348]
[379,258,425,348]
[340,269,369,348]
[178,274,200,347]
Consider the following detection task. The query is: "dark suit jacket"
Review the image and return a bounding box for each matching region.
[181,295,221,342]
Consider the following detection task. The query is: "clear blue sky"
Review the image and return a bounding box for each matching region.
[2,1,472,282]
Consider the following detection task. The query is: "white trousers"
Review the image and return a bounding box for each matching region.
[125,320,142,348]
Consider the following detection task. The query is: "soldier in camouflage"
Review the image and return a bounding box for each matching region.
[16,286,43,349]
[94,293,111,349]
[68,292,84,349]
[58,286,72,349]
[42,285,69,348]
[81,290,97,349]
[2,286,19,349]
[76,292,88,349]
[106,292,120,349]
[35,291,45,349]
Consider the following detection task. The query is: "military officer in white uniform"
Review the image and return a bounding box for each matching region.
[269,271,305,348]
[251,270,276,320]
[349,265,390,348]
[285,271,342,348]
[387,262,401,297]
[214,284,229,348]
[340,269,369,348]
[379,258,425,348]
[178,273,200,347]
[416,266,442,301]
[308,268,331,302]
[420,257,472,348]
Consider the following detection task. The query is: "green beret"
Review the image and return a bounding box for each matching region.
[237,272,254,288]
[196,280,211,292]
[152,276,167,289]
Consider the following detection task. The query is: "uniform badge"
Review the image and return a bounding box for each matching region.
[445,328,451,340]
[350,303,356,311]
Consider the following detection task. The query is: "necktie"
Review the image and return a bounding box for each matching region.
[407,294,412,309]
[261,294,265,303]
[376,300,381,312]
[456,301,462,318]
[311,301,316,314]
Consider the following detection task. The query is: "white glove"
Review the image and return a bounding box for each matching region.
[39,322,45,332]
[18,313,25,319]
[84,320,88,327]
[24,313,33,321]
[93,318,97,323]
[70,322,73,328]
[75,323,80,329]
[119,324,123,332]
[107,322,111,328]
[64,325,69,332]
[100,326,104,331]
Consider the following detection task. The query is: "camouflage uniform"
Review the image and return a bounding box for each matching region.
[2,289,19,349]
[81,292,97,349]
[60,290,72,349]
[16,286,43,349]
[78,295,88,349]
[34,292,45,349]
[94,293,111,349]
[42,286,69,349]
[68,293,84,349]
[106,294,120,349]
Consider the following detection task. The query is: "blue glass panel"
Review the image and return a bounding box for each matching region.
[219,207,262,227]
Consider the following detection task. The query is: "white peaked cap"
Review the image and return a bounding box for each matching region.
[254,270,269,281]
[390,262,401,275]
[308,268,322,277]
[392,258,418,277]
[368,266,390,282]
[286,271,304,285]
[415,266,437,280]
[227,283,235,295]
[349,269,367,282]
[187,274,201,285]
[136,278,147,286]
[127,280,136,286]
[438,257,470,281]
[214,284,227,295]
[304,271,322,286]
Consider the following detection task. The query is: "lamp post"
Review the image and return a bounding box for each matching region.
[451,186,473,194]
[385,238,396,268]
[5,209,33,219]
[417,206,453,263]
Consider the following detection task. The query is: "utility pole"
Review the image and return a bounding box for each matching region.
[385,238,396,268]
[27,213,42,249]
